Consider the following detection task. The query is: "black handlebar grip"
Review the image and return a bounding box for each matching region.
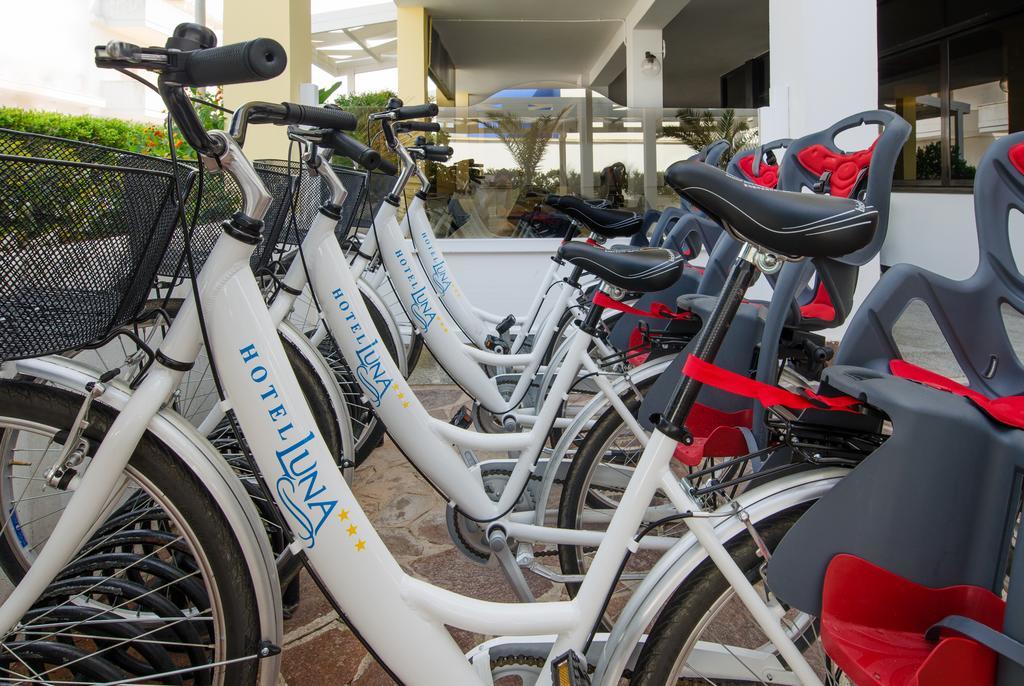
[401,121,441,133]
[377,158,398,176]
[182,38,287,87]
[545,194,563,207]
[280,103,357,131]
[324,131,381,170]
[393,103,438,121]
[423,145,453,157]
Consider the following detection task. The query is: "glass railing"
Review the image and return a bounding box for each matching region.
[415,94,758,239]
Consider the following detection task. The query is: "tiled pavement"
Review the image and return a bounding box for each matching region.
[278,385,567,685]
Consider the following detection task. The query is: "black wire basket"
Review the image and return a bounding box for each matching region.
[157,160,295,279]
[350,169,397,234]
[0,130,187,361]
[255,160,367,249]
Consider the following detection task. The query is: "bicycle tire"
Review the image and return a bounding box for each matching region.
[0,380,262,685]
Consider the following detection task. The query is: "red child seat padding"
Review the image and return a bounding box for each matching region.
[796,140,878,198]
[672,403,752,466]
[800,281,836,322]
[738,155,779,188]
[822,554,1005,686]
[890,359,1024,430]
[1009,143,1024,175]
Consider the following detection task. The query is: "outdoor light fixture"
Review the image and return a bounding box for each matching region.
[641,50,661,76]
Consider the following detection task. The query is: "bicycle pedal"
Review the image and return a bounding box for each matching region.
[450,405,473,428]
[551,650,591,686]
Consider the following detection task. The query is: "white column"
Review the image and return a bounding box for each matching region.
[344,70,357,95]
[299,83,318,106]
[625,28,664,207]
[578,89,595,197]
[762,0,878,145]
[763,0,880,341]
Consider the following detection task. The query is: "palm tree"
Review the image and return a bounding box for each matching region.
[475,108,569,188]
[662,108,757,167]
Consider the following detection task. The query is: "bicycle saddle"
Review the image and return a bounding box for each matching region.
[665,161,879,260]
[557,243,685,292]
[546,195,642,238]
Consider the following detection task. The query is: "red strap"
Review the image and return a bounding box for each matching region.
[594,291,693,320]
[683,355,861,412]
[890,359,1024,429]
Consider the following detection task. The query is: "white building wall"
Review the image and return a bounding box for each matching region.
[0,0,219,123]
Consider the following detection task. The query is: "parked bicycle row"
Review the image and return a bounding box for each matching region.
[0,21,1020,686]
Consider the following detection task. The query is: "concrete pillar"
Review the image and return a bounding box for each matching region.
[223,0,312,159]
[436,90,454,107]
[454,90,471,189]
[397,6,428,105]
[896,95,917,180]
[625,28,664,207]
[344,70,357,95]
[578,89,595,197]
[763,0,879,340]
[558,122,568,194]
[763,0,877,145]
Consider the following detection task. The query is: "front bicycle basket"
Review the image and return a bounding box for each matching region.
[0,130,186,361]
[157,160,294,278]
[351,168,396,234]
[255,160,367,249]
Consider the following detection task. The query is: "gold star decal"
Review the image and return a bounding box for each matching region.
[402,402,410,408]
[347,524,357,536]
[391,383,398,390]
[355,540,366,552]
[338,509,349,522]
[397,392,405,399]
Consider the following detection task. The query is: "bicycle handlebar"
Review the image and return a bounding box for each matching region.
[396,121,441,133]
[182,38,287,87]
[279,103,357,131]
[322,131,381,170]
[393,103,438,121]
[377,159,399,176]
[96,23,289,156]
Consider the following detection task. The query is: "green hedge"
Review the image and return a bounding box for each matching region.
[0,97,229,159]
[0,107,160,153]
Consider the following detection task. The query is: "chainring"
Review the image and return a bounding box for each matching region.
[473,375,540,434]
[446,466,541,565]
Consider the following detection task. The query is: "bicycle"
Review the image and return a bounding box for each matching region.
[1,24,887,685]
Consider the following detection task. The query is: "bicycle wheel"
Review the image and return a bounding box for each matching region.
[630,507,844,686]
[0,380,262,685]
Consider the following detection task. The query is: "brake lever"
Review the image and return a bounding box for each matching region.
[94,42,172,70]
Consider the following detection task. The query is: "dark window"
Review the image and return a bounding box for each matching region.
[878,4,1024,188]
[720,53,769,109]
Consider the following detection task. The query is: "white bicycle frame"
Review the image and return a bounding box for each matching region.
[344,148,618,419]
[402,188,568,352]
[261,148,648,526]
[0,128,823,685]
